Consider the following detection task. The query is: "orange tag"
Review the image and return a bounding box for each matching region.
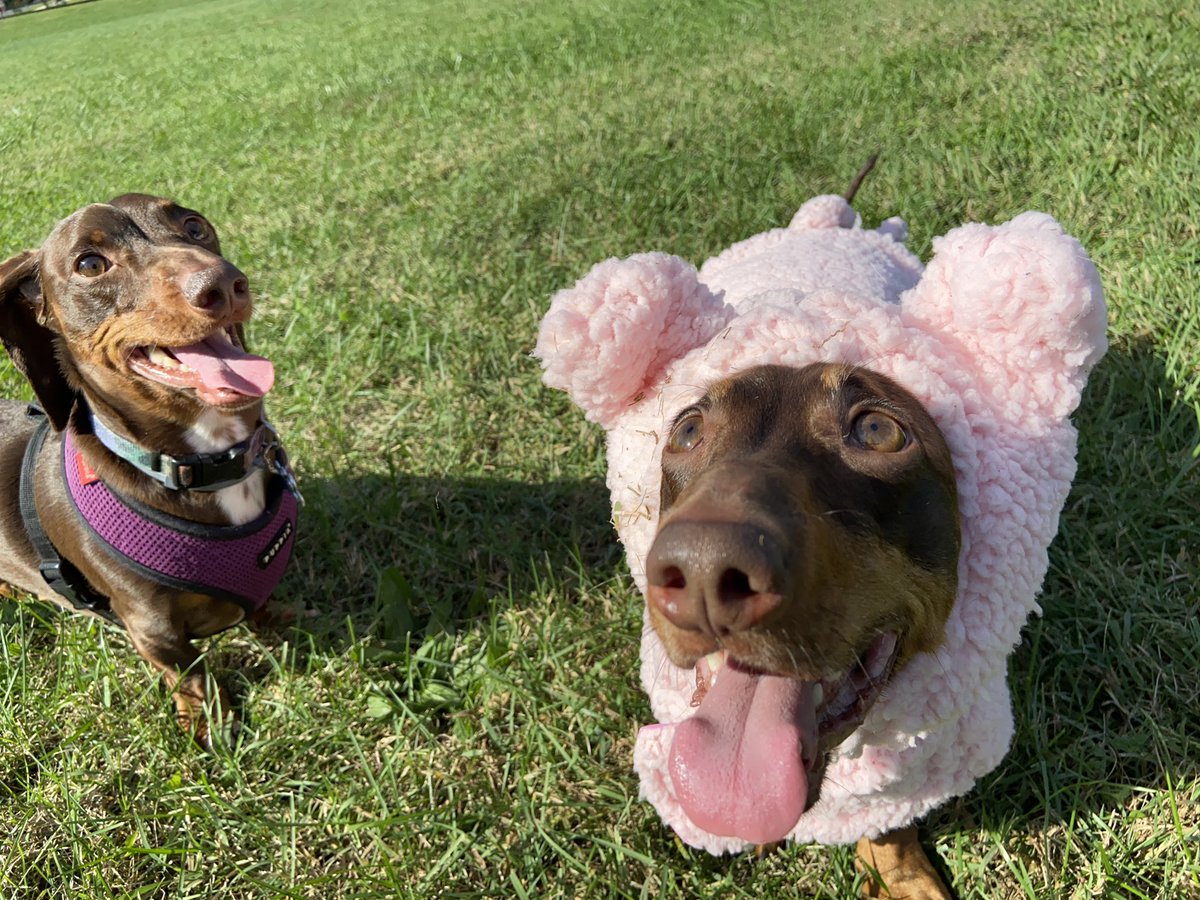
[75,452,99,486]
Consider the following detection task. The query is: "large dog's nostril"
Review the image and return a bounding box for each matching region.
[182,260,250,316]
[646,520,785,637]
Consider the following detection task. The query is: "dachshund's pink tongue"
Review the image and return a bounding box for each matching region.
[172,336,275,397]
[668,664,818,843]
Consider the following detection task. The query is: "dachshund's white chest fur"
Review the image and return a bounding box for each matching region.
[186,408,266,525]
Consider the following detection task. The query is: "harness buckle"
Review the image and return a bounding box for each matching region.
[38,558,70,593]
[37,558,115,621]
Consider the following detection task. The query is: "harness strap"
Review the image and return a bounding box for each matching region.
[18,410,118,622]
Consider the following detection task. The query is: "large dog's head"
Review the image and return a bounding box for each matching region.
[644,362,959,840]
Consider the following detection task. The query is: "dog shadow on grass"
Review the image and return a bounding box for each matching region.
[230,337,1198,890]
[928,337,1200,853]
[247,465,625,663]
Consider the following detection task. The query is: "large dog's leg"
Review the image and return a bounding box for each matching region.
[855,826,952,899]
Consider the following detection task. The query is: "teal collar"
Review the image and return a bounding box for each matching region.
[87,408,292,494]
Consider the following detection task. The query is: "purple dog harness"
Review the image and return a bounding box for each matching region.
[58,427,298,617]
[18,403,299,622]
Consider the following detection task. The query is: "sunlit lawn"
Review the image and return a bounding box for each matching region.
[0,0,1197,896]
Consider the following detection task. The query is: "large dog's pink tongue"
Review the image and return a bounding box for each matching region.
[171,336,275,397]
[668,664,817,843]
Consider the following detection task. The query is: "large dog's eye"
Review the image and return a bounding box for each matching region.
[667,411,705,454]
[75,254,110,278]
[183,216,210,241]
[851,411,907,452]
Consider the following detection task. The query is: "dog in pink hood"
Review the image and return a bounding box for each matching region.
[534,193,1106,854]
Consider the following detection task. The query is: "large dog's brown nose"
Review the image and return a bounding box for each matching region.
[181,259,249,316]
[646,519,785,636]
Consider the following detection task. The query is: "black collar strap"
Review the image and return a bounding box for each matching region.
[88,409,279,492]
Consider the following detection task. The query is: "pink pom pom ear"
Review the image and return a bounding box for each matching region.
[901,212,1107,421]
[535,252,733,427]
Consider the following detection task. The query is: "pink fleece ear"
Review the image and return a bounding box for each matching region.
[901,211,1107,421]
[535,252,733,426]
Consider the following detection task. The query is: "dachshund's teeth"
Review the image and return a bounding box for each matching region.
[704,651,726,687]
[811,683,824,709]
[148,347,179,369]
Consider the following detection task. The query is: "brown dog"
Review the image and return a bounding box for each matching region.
[644,363,959,899]
[0,194,298,746]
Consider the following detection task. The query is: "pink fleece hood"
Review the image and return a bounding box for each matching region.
[534,195,1106,850]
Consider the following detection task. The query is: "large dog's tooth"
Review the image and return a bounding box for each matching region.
[705,651,726,686]
[148,347,180,369]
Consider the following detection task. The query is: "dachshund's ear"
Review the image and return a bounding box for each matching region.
[0,250,76,430]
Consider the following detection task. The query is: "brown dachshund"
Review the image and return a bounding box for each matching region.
[0,194,298,747]
[645,363,959,899]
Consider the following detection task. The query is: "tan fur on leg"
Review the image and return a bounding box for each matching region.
[855,826,951,899]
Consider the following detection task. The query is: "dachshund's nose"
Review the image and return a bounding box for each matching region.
[181,259,250,317]
[645,518,785,636]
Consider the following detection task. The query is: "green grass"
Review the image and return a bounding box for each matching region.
[0,0,1198,896]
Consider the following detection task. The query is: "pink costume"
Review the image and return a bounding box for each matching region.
[535,195,1106,850]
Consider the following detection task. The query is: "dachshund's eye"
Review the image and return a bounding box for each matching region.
[667,412,705,454]
[75,254,110,278]
[851,411,908,452]
[183,216,210,241]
